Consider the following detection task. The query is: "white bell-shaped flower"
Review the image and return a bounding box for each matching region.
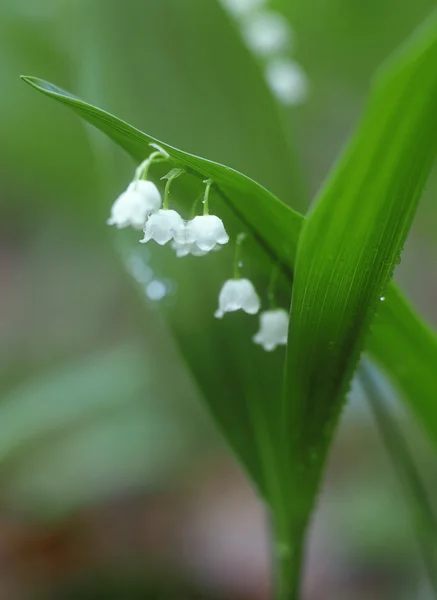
[253,308,289,351]
[214,278,260,318]
[185,215,229,252]
[107,180,162,230]
[140,209,185,246]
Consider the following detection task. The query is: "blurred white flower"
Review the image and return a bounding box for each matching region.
[140,209,185,246]
[266,58,309,105]
[146,280,167,301]
[185,215,229,252]
[243,11,292,57]
[214,278,260,318]
[107,180,161,230]
[253,308,289,351]
[220,0,266,19]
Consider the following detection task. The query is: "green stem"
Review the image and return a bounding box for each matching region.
[271,503,309,600]
[135,150,164,181]
[190,193,203,218]
[233,232,246,279]
[162,168,184,210]
[202,179,213,215]
[268,265,280,310]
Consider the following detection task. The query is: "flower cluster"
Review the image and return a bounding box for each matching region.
[219,0,308,106]
[108,152,229,259]
[108,148,289,351]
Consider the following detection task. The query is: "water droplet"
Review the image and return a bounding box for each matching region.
[238,261,243,267]
[380,296,385,302]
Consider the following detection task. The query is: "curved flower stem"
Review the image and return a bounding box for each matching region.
[135,149,168,181]
[268,264,280,309]
[162,168,185,210]
[233,232,246,279]
[190,193,203,218]
[202,178,213,215]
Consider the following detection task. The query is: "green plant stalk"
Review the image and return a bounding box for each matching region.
[271,504,311,600]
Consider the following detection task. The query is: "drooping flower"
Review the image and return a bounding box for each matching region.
[140,209,185,246]
[214,278,260,318]
[253,308,289,351]
[184,215,229,252]
[107,180,161,230]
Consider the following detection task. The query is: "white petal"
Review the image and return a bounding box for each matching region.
[171,240,208,258]
[214,278,260,318]
[140,209,185,246]
[186,215,229,252]
[107,180,162,230]
[171,240,191,258]
[253,308,289,351]
[131,180,162,213]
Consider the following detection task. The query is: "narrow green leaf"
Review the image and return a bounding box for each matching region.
[368,286,437,448]
[359,362,437,592]
[284,7,437,502]
[21,76,301,272]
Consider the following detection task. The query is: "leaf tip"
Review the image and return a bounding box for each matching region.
[20,75,39,87]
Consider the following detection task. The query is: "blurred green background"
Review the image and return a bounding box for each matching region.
[1,0,437,598]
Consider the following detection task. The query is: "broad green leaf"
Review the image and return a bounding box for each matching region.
[66,0,311,509]
[21,76,299,498]
[283,5,437,527]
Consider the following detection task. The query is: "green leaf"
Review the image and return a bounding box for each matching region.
[359,361,437,592]
[368,285,437,449]
[21,77,303,271]
[20,76,298,501]
[283,4,437,529]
